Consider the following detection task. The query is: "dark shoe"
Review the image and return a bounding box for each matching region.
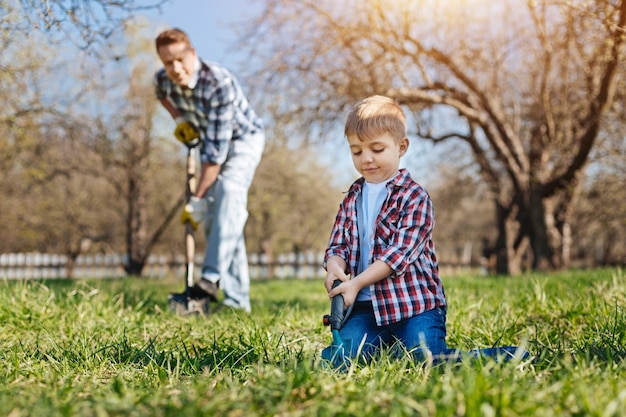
[167,292,209,316]
[169,287,211,301]
[193,278,219,302]
[168,291,187,305]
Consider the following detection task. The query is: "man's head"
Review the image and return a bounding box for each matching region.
[344,96,409,184]
[155,28,197,87]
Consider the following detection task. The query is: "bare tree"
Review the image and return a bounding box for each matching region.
[15,0,167,52]
[0,13,186,276]
[428,162,495,270]
[238,0,626,274]
[572,122,626,267]
[246,140,342,276]
[0,10,93,258]
[80,26,187,276]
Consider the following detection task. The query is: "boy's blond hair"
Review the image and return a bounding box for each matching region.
[344,95,407,142]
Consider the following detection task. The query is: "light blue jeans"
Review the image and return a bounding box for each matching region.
[339,302,448,361]
[201,132,264,312]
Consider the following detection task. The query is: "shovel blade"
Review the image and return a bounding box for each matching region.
[321,344,348,369]
[321,330,353,369]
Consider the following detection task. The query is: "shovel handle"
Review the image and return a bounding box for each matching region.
[185,147,197,293]
[329,279,345,331]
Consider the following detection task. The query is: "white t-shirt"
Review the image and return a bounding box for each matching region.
[357,180,389,301]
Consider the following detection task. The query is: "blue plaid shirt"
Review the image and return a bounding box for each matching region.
[154,60,263,165]
[324,169,447,326]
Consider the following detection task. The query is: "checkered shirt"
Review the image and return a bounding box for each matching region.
[324,169,447,326]
[154,60,263,165]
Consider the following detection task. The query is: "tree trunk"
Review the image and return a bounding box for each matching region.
[528,190,555,271]
[259,210,274,278]
[527,187,579,272]
[493,198,531,275]
[553,185,580,270]
[261,237,274,279]
[493,202,510,275]
[65,254,77,279]
[125,170,148,276]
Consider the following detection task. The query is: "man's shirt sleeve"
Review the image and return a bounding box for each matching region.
[154,69,168,101]
[199,77,237,165]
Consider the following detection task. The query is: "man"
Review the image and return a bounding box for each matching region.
[154,28,264,313]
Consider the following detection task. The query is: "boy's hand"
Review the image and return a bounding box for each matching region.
[324,259,348,293]
[328,279,359,308]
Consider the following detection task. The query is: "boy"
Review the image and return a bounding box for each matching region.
[324,95,448,361]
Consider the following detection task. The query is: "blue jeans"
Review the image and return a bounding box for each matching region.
[201,132,264,312]
[339,302,447,361]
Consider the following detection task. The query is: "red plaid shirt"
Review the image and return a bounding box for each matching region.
[325,169,446,326]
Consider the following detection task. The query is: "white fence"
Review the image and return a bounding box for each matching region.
[0,252,327,280]
[0,250,474,281]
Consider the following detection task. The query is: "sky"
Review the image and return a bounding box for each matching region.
[139,0,263,70]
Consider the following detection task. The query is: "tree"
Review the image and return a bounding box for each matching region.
[427,162,495,271]
[239,0,626,274]
[0,10,187,276]
[0,6,94,257]
[571,126,626,267]
[15,0,167,52]
[79,24,188,276]
[246,140,343,276]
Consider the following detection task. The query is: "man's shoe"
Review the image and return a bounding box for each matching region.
[167,292,209,316]
[193,278,219,302]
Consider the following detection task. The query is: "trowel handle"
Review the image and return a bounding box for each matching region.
[329,279,345,331]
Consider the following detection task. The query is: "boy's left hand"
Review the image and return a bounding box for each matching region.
[328,280,359,308]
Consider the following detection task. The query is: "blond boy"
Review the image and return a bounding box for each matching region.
[324,95,447,361]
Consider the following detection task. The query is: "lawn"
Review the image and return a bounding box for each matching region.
[1,268,625,416]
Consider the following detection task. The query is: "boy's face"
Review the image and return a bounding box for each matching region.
[347,133,409,184]
[157,41,197,87]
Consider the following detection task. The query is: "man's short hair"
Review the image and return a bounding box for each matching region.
[344,95,407,142]
[155,28,192,51]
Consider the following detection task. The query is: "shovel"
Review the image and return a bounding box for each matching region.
[321,280,350,368]
[168,145,209,316]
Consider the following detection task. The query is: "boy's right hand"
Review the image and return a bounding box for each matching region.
[324,261,348,293]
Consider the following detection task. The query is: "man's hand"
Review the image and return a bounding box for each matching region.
[174,118,200,147]
[180,196,208,230]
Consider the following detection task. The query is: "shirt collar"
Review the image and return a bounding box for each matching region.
[347,169,408,195]
[187,57,201,89]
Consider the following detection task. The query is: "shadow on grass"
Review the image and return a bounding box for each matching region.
[19,277,178,314]
[573,303,626,364]
[531,307,626,368]
[97,331,307,376]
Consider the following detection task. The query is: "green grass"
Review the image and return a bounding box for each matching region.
[1,268,625,416]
